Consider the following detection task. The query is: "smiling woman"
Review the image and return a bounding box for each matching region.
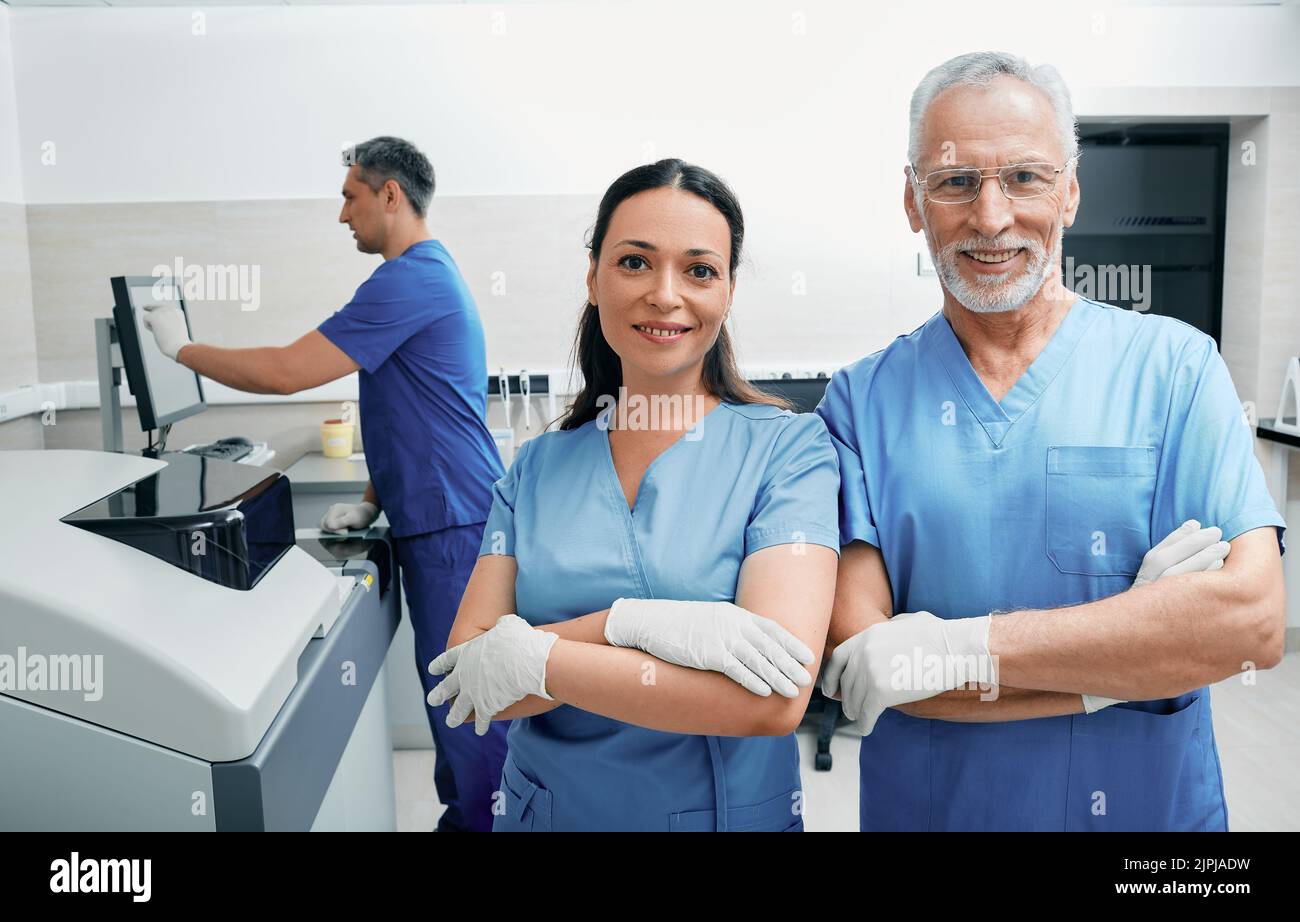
[560,158,791,430]
[425,158,844,831]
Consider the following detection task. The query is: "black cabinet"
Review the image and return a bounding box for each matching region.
[1063,123,1229,343]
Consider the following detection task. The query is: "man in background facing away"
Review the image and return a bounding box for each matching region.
[143,136,507,831]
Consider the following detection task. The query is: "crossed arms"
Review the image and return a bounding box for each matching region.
[445,543,838,736]
[828,526,1285,722]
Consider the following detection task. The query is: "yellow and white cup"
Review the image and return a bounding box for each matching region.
[320,418,355,459]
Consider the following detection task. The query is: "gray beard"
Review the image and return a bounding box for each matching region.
[931,227,1062,314]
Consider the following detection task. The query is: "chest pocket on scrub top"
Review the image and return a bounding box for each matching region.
[1046,446,1157,577]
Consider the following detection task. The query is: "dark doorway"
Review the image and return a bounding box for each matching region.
[1063,122,1230,344]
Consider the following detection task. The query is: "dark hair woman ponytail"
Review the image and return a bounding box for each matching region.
[557,158,791,431]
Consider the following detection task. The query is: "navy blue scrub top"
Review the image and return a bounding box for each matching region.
[318,239,503,537]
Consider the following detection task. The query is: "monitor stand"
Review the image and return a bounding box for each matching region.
[94,316,126,454]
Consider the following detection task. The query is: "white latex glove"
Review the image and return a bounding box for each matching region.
[604,597,815,698]
[822,611,993,736]
[426,614,557,736]
[1084,519,1230,713]
[319,501,379,534]
[140,303,192,360]
[1080,694,1124,714]
[1133,519,1227,588]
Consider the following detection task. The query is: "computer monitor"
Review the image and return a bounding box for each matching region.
[111,275,206,431]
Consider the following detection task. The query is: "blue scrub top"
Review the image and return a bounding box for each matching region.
[318,240,503,537]
[817,297,1285,831]
[479,401,841,831]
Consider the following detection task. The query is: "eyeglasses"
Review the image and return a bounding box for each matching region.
[910,160,1073,204]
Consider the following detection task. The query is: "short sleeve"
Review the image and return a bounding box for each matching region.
[478,438,532,558]
[1152,334,1286,552]
[744,413,842,557]
[317,261,454,374]
[814,367,879,548]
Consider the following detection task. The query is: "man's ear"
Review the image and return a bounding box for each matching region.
[384,179,403,214]
[903,167,924,233]
[1061,164,1081,229]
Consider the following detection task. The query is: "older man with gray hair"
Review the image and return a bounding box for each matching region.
[816,52,1285,830]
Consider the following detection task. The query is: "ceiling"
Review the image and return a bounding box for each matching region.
[0,0,1288,8]
[0,1,564,7]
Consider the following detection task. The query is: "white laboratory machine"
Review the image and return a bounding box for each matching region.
[0,449,401,830]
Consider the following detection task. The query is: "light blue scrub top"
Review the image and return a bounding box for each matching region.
[816,297,1285,832]
[479,401,841,831]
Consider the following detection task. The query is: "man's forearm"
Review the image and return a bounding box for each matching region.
[178,343,285,394]
[895,685,1084,722]
[828,603,1074,720]
[990,564,1284,700]
[902,560,1279,711]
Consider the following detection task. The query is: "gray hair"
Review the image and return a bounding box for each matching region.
[907,52,1078,170]
[344,136,436,218]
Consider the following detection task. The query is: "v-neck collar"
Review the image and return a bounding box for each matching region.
[598,398,731,514]
[929,297,1098,448]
